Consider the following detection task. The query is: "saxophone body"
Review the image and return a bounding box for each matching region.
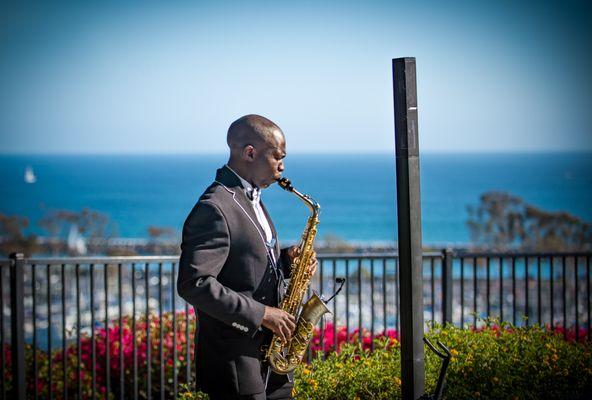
[265,178,331,375]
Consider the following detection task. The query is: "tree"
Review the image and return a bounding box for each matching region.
[467,192,591,251]
[39,208,117,239]
[0,213,39,256]
[147,226,177,241]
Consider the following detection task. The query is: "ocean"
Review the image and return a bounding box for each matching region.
[1,153,591,247]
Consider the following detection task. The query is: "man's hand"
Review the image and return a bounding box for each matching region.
[261,306,296,342]
[286,246,318,275]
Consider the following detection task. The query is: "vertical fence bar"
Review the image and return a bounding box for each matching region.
[159,263,164,400]
[76,264,81,400]
[562,256,567,339]
[525,257,529,326]
[0,263,4,400]
[319,259,325,356]
[105,264,110,399]
[575,256,579,342]
[146,263,151,400]
[395,258,400,334]
[473,256,477,326]
[382,259,387,334]
[47,263,53,400]
[132,263,138,400]
[185,301,190,385]
[172,262,178,399]
[61,264,67,400]
[118,263,124,400]
[586,256,592,340]
[333,259,338,353]
[430,257,435,327]
[370,259,375,351]
[357,259,362,342]
[499,257,504,322]
[486,257,491,318]
[537,257,542,325]
[345,259,350,338]
[442,249,453,325]
[550,257,555,330]
[91,263,96,400]
[511,256,516,326]
[9,253,26,400]
[33,263,38,400]
[460,257,464,328]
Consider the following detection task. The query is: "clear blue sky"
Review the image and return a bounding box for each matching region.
[1,0,591,154]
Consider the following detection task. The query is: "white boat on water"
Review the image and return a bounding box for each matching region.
[24,166,37,183]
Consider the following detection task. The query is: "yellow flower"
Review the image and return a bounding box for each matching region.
[450,349,459,357]
[394,377,402,386]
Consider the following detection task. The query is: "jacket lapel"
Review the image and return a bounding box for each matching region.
[215,166,269,249]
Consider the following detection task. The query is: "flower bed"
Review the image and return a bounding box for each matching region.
[3,310,196,399]
[2,313,591,399]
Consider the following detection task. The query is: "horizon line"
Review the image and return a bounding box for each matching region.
[1,150,592,156]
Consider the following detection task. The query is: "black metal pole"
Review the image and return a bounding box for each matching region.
[442,249,453,325]
[393,57,425,400]
[9,253,26,400]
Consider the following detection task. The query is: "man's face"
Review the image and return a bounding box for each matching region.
[252,130,286,188]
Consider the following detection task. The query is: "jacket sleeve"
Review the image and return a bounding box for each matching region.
[177,200,265,334]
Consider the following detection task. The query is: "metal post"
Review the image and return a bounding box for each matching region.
[442,249,453,325]
[393,57,425,400]
[9,253,26,400]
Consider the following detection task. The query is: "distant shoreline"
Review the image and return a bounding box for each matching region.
[1,150,592,156]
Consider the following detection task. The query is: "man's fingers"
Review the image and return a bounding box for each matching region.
[285,316,296,333]
[276,327,287,342]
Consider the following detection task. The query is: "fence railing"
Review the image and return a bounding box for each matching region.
[1,250,590,399]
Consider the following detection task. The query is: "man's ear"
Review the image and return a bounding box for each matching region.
[242,144,256,161]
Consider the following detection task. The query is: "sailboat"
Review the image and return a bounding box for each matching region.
[24,166,37,183]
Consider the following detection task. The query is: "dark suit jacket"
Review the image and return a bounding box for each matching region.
[177,166,291,396]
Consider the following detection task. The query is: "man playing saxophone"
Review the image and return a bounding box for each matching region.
[178,114,317,400]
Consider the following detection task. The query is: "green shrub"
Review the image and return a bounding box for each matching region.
[291,320,592,400]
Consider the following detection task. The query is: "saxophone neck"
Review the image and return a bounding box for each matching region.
[276,177,320,216]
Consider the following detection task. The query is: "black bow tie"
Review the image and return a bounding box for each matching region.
[246,186,260,202]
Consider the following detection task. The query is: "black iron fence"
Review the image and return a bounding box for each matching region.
[1,250,590,399]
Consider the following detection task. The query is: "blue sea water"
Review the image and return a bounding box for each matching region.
[0,153,591,246]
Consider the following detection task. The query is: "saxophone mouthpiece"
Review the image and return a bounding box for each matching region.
[277,177,294,192]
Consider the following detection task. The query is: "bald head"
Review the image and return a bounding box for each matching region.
[225,114,287,188]
[227,114,284,152]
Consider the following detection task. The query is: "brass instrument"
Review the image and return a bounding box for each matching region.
[265,177,331,375]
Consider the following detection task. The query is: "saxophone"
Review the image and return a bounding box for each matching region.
[265,177,331,375]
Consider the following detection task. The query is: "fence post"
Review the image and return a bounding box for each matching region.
[393,57,425,400]
[442,249,453,325]
[9,252,26,400]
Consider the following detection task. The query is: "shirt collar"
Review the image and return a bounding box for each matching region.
[225,164,261,203]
